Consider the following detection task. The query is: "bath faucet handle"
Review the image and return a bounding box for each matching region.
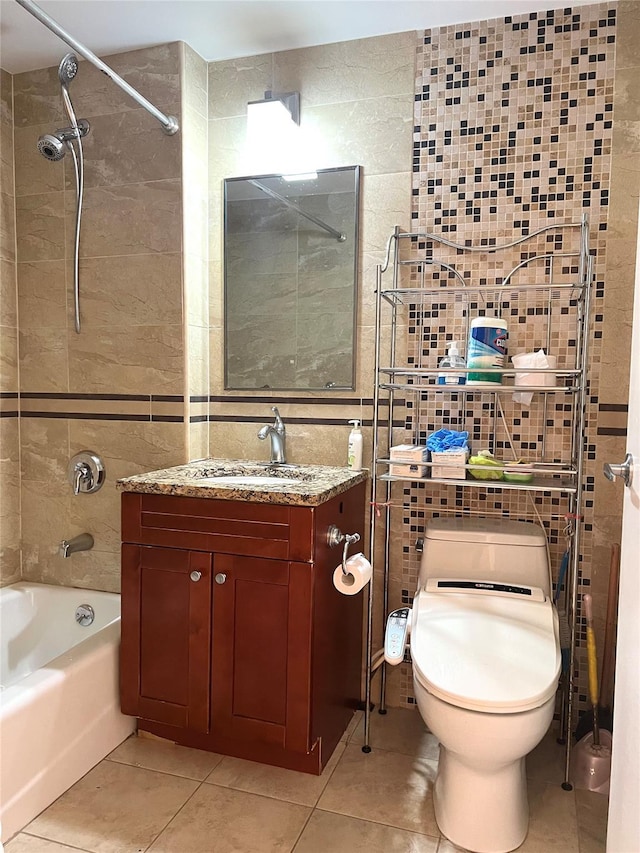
[73,461,92,495]
[67,450,105,495]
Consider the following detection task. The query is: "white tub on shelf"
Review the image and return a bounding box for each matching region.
[0,582,136,843]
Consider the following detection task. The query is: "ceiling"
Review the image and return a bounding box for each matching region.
[1,0,595,74]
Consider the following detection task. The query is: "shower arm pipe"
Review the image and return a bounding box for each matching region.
[248,180,346,242]
[14,0,179,135]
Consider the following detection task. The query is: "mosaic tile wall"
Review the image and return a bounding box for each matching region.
[389,3,618,712]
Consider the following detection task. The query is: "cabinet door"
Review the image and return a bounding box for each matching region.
[121,544,212,732]
[212,555,313,752]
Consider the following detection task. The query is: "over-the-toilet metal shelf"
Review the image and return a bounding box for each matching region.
[363,216,592,793]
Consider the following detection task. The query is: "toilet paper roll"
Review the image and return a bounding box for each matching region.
[333,552,372,595]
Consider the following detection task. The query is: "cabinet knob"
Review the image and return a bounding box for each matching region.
[190,570,202,582]
[215,572,227,585]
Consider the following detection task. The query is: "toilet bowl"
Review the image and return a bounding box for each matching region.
[409,519,561,853]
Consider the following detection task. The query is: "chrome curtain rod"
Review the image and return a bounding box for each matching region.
[14,0,179,135]
[248,180,346,242]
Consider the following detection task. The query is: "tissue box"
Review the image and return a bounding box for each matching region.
[431,447,469,479]
[389,444,429,478]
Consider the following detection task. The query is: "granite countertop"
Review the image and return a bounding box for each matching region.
[116,458,369,507]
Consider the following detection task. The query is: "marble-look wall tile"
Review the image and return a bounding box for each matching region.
[15,191,65,262]
[182,104,208,187]
[301,96,413,177]
[1,68,14,198]
[19,327,68,392]
[616,1,640,69]
[181,43,208,119]
[1,68,20,587]
[360,172,412,255]
[75,254,183,327]
[1,190,16,262]
[207,115,246,181]
[209,184,224,265]
[207,53,273,120]
[184,253,208,327]
[65,43,181,120]
[0,258,17,328]
[13,64,64,128]
[20,417,69,483]
[17,259,67,328]
[187,323,209,398]
[69,477,122,554]
[77,180,182,257]
[0,417,21,587]
[20,478,71,577]
[188,420,209,462]
[14,123,65,196]
[273,32,416,107]
[67,324,184,395]
[24,547,121,594]
[209,259,223,326]
[0,326,18,392]
[68,420,185,478]
[183,185,208,262]
[62,105,182,190]
[13,42,190,593]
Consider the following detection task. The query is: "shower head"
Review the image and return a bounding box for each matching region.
[58,53,79,87]
[36,120,90,162]
[37,132,66,161]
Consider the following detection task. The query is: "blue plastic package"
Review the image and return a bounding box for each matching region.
[426,428,469,452]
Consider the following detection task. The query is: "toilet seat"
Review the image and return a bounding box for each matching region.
[411,586,561,714]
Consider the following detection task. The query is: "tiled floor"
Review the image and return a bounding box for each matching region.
[6,709,607,853]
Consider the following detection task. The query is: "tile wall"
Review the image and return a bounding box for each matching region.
[205,34,415,464]
[9,44,188,591]
[181,44,210,460]
[382,1,638,711]
[0,68,20,587]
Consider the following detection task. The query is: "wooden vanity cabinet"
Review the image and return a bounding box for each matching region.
[120,481,366,775]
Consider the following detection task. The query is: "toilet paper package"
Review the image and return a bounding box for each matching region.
[333,552,372,595]
[511,350,557,405]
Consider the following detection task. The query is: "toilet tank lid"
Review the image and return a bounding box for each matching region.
[425,518,547,547]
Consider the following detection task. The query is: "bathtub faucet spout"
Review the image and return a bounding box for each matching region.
[59,533,94,558]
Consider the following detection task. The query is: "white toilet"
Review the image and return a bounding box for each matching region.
[410,518,561,853]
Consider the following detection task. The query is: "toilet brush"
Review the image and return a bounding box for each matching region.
[571,594,612,793]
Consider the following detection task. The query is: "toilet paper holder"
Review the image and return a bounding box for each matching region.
[327,525,361,574]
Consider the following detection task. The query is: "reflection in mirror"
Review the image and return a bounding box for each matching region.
[224,166,360,390]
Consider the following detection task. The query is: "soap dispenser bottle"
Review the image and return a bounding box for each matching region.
[437,341,466,385]
[347,420,363,471]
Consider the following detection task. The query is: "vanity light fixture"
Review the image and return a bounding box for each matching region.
[247,90,300,132]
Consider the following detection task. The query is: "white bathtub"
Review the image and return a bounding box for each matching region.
[0,582,136,843]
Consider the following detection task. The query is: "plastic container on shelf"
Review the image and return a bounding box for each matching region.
[437,341,466,385]
[347,419,363,471]
[467,316,508,385]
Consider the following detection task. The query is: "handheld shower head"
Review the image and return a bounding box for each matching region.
[37,132,66,161]
[58,53,79,87]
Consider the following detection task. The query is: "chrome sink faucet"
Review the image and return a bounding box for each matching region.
[257,407,286,464]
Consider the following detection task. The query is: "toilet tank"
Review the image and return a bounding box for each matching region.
[419,518,551,596]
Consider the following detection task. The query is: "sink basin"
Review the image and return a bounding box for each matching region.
[203,475,299,486]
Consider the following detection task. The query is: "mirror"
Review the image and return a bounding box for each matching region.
[224,165,360,390]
